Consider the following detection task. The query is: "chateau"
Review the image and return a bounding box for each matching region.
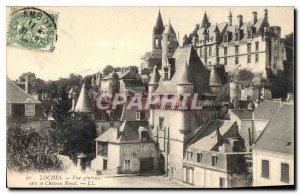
[141,9,287,79]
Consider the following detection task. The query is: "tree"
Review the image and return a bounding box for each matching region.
[50,86,72,128]
[7,125,63,171]
[236,69,254,81]
[18,72,36,81]
[49,114,97,158]
[102,65,114,76]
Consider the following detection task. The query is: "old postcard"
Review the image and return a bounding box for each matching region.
[6,6,294,188]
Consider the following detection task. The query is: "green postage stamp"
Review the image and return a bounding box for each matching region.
[7,7,58,52]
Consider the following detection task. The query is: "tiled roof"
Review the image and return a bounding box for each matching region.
[253,103,294,154]
[95,120,154,143]
[165,21,176,34]
[188,120,239,151]
[7,79,40,104]
[253,100,282,120]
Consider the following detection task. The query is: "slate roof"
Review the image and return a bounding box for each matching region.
[197,22,228,42]
[188,120,239,151]
[149,65,160,84]
[231,110,253,120]
[74,83,93,113]
[200,11,209,28]
[253,103,294,154]
[154,45,212,95]
[120,98,149,121]
[7,79,41,104]
[209,66,222,87]
[154,10,164,34]
[253,100,282,120]
[165,21,176,34]
[95,120,154,143]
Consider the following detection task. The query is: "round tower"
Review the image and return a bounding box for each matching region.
[148,65,160,94]
[209,66,222,98]
[162,20,178,67]
[108,71,120,98]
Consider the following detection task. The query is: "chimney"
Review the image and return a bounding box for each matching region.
[264,9,268,21]
[25,76,29,94]
[237,15,243,28]
[252,11,257,24]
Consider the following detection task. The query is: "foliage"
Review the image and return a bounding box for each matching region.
[50,86,72,128]
[49,114,97,158]
[236,69,254,81]
[102,65,115,76]
[7,125,63,171]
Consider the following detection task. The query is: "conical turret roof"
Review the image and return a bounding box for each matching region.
[166,20,176,34]
[74,83,93,113]
[149,65,160,85]
[209,66,222,87]
[200,11,209,28]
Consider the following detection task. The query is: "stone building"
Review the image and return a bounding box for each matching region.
[148,45,224,180]
[252,101,294,186]
[183,120,250,188]
[184,9,287,78]
[91,120,157,174]
[140,10,179,75]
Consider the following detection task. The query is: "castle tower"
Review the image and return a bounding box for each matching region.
[108,71,120,98]
[162,20,178,67]
[176,63,194,135]
[148,65,160,94]
[74,83,94,120]
[152,10,165,54]
[209,66,222,99]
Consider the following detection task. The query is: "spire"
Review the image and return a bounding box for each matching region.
[149,65,160,85]
[177,62,193,85]
[154,9,164,34]
[166,20,176,34]
[209,66,222,87]
[213,23,220,33]
[228,10,233,26]
[74,83,93,113]
[200,11,210,28]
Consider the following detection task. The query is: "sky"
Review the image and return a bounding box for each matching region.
[7,6,294,81]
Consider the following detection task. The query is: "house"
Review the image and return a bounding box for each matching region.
[183,120,250,188]
[7,79,51,134]
[91,120,157,174]
[252,102,294,186]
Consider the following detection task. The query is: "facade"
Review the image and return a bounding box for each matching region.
[91,120,157,174]
[183,120,250,188]
[184,10,287,78]
[252,102,294,186]
[149,45,224,180]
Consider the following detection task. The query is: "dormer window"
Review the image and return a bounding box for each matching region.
[247,30,251,38]
[155,38,159,46]
[223,35,228,42]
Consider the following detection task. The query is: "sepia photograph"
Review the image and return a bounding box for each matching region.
[5,6,294,189]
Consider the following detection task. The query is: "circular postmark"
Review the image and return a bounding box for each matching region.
[8,7,58,52]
